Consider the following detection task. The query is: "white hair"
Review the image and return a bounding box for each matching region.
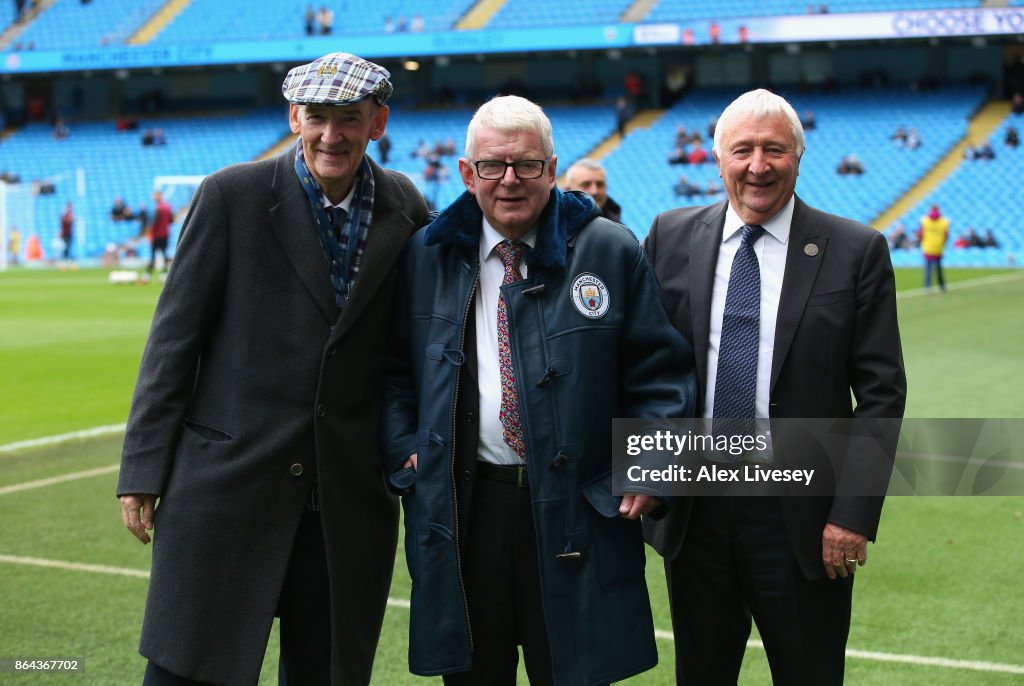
[465,95,554,160]
[566,157,605,183]
[712,89,805,158]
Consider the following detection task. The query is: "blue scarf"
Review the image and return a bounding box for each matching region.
[293,142,375,308]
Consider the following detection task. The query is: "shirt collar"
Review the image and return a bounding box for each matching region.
[480,217,538,263]
[321,184,356,213]
[721,195,794,246]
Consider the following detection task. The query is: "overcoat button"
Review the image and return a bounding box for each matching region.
[290,463,304,476]
[316,404,326,417]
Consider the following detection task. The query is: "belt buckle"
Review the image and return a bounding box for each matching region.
[515,465,527,488]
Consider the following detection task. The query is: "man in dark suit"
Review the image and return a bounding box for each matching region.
[117,53,429,685]
[643,89,906,685]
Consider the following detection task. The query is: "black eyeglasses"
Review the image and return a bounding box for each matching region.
[473,159,549,180]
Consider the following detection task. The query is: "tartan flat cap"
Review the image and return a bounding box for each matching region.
[282,52,393,106]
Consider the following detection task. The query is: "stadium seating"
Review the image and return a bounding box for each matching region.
[1,110,287,260]
[647,0,980,22]
[11,0,166,51]
[887,113,1023,269]
[1,2,18,32]
[152,0,475,44]
[486,0,631,29]
[599,85,987,242]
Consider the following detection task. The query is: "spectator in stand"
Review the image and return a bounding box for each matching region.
[891,126,907,145]
[410,13,424,32]
[304,4,315,35]
[800,110,816,131]
[837,153,864,175]
[704,179,721,196]
[111,197,132,221]
[615,96,630,137]
[317,5,333,34]
[411,139,430,159]
[905,127,921,150]
[889,224,911,250]
[59,201,75,266]
[396,15,408,31]
[687,140,709,164]
[982,230,999,248]
[565,157,622,223]
[672,174,701,199]
[52,117,69,140]
[116,114,139,131]
[152,128,166,146]
[1012,92,1023,116]
[668,144,689,165]
[707,117,717,139]
[383,15,394,32]
[1006,126,1019,149]
[675,124,689,147]
[624,70,645,105]
[920,204,949,293]
[142,129,155,146]
[423,152,450,184]
[953,232,969,249]
[709,21,721,44]
[146,190,173,276]
[442,138,457,156]
[376,132,391,164]
[965,227,984,248]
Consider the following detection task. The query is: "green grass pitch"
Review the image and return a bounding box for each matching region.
[0,267,1022,684]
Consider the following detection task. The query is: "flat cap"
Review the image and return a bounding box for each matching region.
[282,52,393,106]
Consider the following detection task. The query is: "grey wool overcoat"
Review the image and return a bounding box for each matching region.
[117,149,429,685]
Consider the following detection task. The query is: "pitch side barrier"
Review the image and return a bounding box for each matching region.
[611,418,1024,497]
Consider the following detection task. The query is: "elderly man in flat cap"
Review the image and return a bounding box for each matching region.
[117,52,429,685]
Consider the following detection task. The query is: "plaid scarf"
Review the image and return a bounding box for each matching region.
[293,141,376,308]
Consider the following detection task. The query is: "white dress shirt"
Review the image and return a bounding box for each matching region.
[704,196,794,419]
[475,219,537,465]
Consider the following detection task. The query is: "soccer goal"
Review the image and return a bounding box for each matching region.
[153,175,205,215]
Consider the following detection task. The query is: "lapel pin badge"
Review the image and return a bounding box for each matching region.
[804,243,819,257]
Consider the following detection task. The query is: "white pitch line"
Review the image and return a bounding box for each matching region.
[1,554,1022,676]
[0,424,126,455]
[0,464,120,496]
[898,270,1024,300]
[0,554,150,579]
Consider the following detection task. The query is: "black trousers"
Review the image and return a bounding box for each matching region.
[666,497,852,686]
[143,508,331,685]
[442,472,554,686]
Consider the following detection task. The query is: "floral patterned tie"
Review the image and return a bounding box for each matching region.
[495,240,528,460]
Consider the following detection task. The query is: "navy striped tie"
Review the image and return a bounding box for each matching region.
[713,224,766,419]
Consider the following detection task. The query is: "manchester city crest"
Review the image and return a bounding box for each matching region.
[571,272,610,319]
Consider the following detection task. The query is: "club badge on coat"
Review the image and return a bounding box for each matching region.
[571,272,610,319]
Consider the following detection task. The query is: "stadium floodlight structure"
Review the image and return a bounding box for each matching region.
[0,181,36,272]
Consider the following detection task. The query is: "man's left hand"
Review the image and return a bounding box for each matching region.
[619,493,658,520]
[822,523,868,579]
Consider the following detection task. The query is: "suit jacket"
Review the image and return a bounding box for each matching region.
[117,150,428,685]
[642,196,906,580]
